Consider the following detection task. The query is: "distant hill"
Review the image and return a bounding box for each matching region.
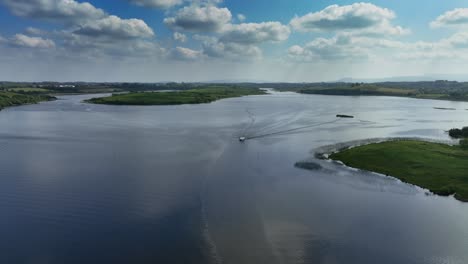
[203,79,271,83]
[337,74,468,83]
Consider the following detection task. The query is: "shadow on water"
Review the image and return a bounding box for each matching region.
[2,204,212,264]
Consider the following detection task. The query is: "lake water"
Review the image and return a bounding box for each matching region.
[1,91,468,264]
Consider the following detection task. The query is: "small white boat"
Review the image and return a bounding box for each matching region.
[239,137,246,142]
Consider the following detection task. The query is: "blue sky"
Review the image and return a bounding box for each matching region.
[1,0,468,82]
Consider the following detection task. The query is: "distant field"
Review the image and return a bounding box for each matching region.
[295,84,468,102]
[298,85,417,97]
[330,140,468,202]
[7,88,51,93]
[85,86,266,105]
[0,92,55,110]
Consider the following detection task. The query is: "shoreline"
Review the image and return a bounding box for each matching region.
[321,138,468,202]
[0,96,56,112]
[313,137,458,160]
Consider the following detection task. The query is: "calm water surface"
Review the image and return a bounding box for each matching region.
[1,92,468,264]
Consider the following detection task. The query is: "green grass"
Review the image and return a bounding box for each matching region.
[0,91,55,110]
[330,140,468,202]
[85,86,266,105]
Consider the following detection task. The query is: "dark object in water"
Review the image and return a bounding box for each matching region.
[239,137,246,142]
[295,161,322,171]
[336,114,354,118]
[434,107,456,110]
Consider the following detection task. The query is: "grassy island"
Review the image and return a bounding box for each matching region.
[85,86,266,105]
[0,92,55,110]
[330,140,468,201]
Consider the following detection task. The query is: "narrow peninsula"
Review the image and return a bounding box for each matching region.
[330,140,468,202]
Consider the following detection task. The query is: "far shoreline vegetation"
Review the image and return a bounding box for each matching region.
[329,135,468,202]
[3,80,468,107]
[290,82,468,102]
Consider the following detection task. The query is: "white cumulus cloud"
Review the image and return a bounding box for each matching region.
[237,14,246,22]
[169,46,203,60]
[10,34,55,49]
[202,40,261,60]
[128,0,183,9]
[173,32,187,42]
[220,22,290,44]
[0,0,106,24]
[25,27,47,35]
[290,3,407,36]
[164,5,232,33]
[431,8,468,28]
[73,15,155,39]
